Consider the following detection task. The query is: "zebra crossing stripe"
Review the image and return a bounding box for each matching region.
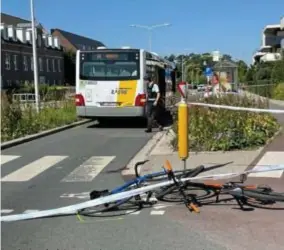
[1,156,68,182]
[61,156,115,182]
[1,209,14,214]
[24,210,40,214]
[1,155,21,166]
[150,210,165,215]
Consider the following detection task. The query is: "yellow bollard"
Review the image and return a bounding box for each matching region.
[178,98,189,162]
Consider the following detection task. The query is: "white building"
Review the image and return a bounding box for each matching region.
[253,17,284,64]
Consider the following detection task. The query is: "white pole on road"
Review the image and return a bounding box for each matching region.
[30,0,40,113]
[129,23,171,52]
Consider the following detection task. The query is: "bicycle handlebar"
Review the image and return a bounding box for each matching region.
[134,160,150,178]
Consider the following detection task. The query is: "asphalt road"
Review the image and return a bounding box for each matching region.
[1,98,283,250]
[1,120,227,250]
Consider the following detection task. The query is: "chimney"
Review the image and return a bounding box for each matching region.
[0,24,9,40]
[7,25,17,41]
[16,28,26,43]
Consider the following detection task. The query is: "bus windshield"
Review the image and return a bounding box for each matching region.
[80,51,140,81]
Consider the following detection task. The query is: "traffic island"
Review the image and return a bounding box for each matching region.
[136,94,282,178]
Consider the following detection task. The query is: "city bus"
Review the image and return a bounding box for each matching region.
[75,47,177,121]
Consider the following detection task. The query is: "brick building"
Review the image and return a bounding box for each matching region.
[50,28,105,53]
[1,13,64,89]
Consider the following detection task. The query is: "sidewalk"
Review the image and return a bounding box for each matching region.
[139,131,263,177]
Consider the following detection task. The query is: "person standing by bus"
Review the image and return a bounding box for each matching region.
[144,75,163,133]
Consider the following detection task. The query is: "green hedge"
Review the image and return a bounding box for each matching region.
[1,93,79,142]
[272,83,284,101]
[171,94,280,151]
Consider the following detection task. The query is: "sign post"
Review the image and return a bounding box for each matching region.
[30,0,40,113]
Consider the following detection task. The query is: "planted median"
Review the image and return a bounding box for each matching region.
[171,94,280,151]
[1,92,80,143]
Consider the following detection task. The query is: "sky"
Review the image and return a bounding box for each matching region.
[2,0,284,64]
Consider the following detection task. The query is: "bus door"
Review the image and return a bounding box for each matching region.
[157,67,166,109]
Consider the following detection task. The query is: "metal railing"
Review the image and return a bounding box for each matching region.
[12,93,40,103]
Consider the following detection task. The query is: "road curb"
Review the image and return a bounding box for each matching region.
[244,126,283,172]
[1,119,91,150]
[121,129,168,179]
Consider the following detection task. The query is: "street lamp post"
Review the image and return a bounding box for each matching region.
[129,23,171,52]
[30,0,39,113]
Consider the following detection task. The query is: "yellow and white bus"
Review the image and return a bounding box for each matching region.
[75,47,177,120]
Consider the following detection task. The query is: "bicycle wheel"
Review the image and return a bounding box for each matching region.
[242,188,284,202]
[154,166,206,197]
[155,185,216,202]
[78,184,139,216]
[155,181,217,202]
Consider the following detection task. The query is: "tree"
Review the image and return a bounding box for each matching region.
[271,58,284,83]
[236,60,248,83]
[64,50,76,85]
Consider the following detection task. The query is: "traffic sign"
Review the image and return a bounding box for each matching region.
[177,81,186,98]
[204,67,213,77]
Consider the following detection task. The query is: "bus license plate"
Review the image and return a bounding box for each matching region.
[101,102,117,107]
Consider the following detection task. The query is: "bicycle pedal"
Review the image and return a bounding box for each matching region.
[187,203,200,213]
[89,189,109,200]
[134,195,142,201]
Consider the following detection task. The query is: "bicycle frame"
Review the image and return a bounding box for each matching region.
[110,169,167,194]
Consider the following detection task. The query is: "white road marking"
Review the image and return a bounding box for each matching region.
[61,156,115,182]
[1,209,14,214]
[24,210,40,214]
[248,152,284,178]
[1,156,68,182]
[153,205,172,209]
[126,210,141,215]
[1,155,21,165]
[150,210,165,215]
[60,192,89,199]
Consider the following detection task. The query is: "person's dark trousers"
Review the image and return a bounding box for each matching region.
[145,101,163,132]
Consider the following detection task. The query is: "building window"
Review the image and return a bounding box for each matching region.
[5,53,11,70]
[46,58,50,72]
[13,55,18,70]
[57,59,61,72]
[39,57,43,71]
[52,59,56,72]
[37,34,42,47]
[6,80,12,87]
[23,56,28,71]
[31,56,34,71]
